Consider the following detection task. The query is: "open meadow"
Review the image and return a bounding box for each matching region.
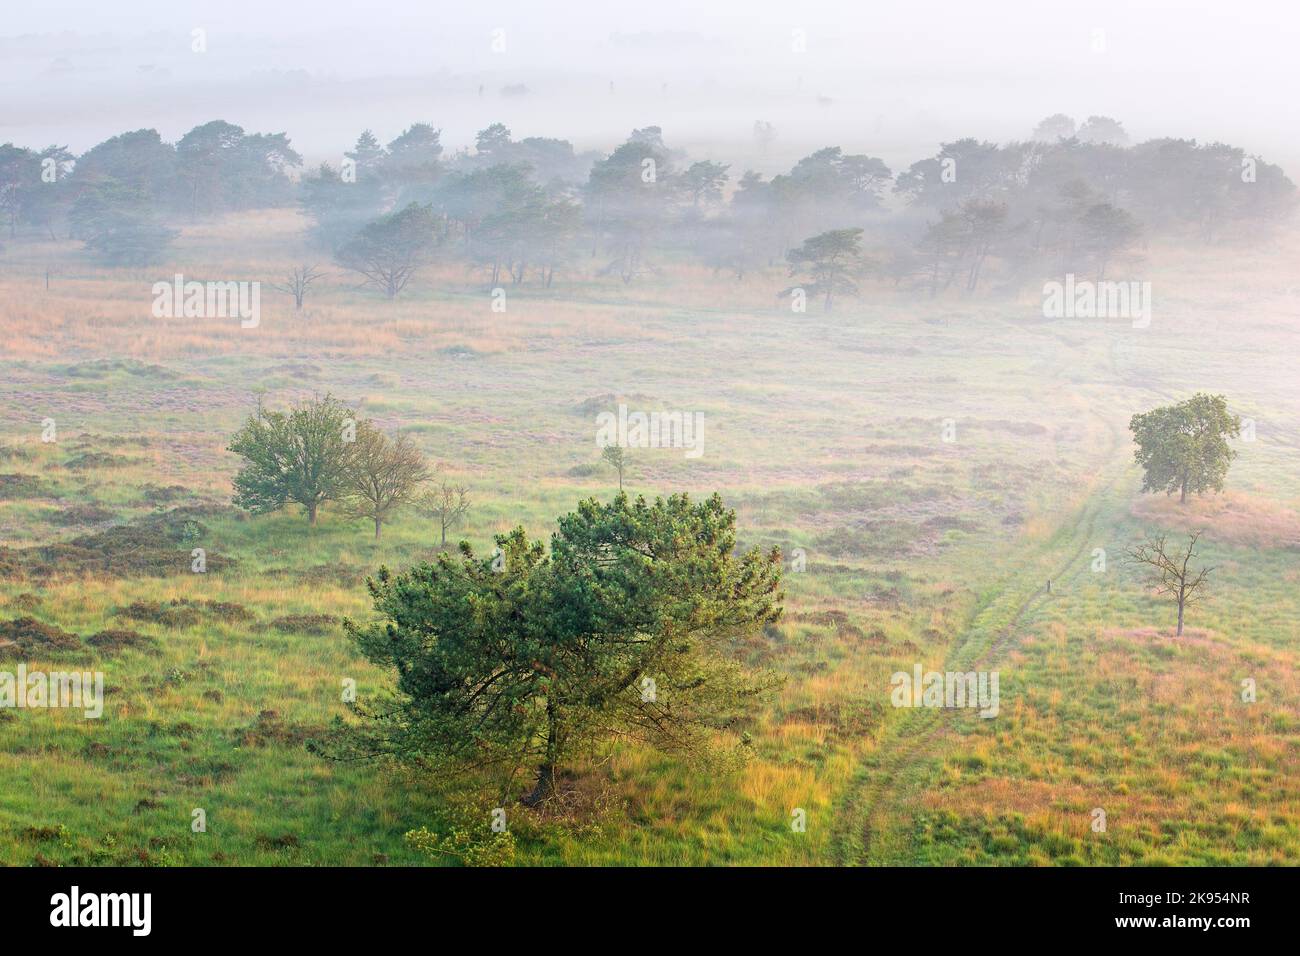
[1,209,1296,865]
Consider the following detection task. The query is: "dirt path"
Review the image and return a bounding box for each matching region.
[831,494,1113,864]
[832,379,1130,865]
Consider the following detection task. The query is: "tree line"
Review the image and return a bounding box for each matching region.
[1,114,1294,305]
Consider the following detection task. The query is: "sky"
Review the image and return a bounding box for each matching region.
[2,0,1297,171]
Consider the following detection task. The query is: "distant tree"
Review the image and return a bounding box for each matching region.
[0,144,34,238]
[383,123,443,190]
[175,120,301,217]
[300,161,387,249]
[68,182,177,265]
[337,202,439,298]
[1077,202,1141,279]
[584,132,675,276]
[1122,138,1297,241]
[837,154,893,202]
[788,147,891,211]
[70,129,179,210]
[1125,530,1215,636]
[0,143,73,239]
[23,146,76,239]
[271,264,326,309]
[465,167,549,285]
[228,394,358,525]
[955,198,1009,291]
[345,129,387,178]
[514,136,591,185]
[1129,394,1241,504]
[532,197,581,287]
[474,123,513,160]
[417,480,472,548]
[895,138,1021,208]
[916,210,967,296]
[337,493,784,805]
[346,425,431,539]
[600,445,629,490]
[784,227,867,311]
[438,164,534,254]
[694,214,766,281]
[1032,114,1077,142]
[680,160,730,209]
[1077,116,1130,147]
[753,121,777,152]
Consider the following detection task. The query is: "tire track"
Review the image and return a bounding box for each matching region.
[834,471,1123,865]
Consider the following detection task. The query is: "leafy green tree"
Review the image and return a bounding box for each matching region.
[228,394,359,525]
[1129,393,1241,504]
[784,227,867,311]
[338,493,784,805]
[346,424,431,539]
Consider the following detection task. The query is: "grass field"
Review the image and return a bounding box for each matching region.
[1,210,1297,865]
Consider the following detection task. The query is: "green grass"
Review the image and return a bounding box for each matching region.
[0,213,1297,865]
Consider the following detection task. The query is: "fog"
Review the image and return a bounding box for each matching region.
[2,0,1299,886]
[4,0,1298,169]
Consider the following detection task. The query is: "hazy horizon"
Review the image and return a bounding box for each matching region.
[4,0,1298,172]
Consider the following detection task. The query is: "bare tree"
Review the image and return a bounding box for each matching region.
[271,264,325,309]
[417,480,471,548]
[1125,530,1215,636]
[346,425,431,538]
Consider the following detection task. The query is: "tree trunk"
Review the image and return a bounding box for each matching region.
[522,762,554,807]
[521,701,559,807]
[374,518,382,539]
[307,503,319,526]
[1176,599,1185,636]
[1180,477,1188,504]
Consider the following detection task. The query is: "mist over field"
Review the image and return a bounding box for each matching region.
[0,0,1298,882]
[6,0,1300,169]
